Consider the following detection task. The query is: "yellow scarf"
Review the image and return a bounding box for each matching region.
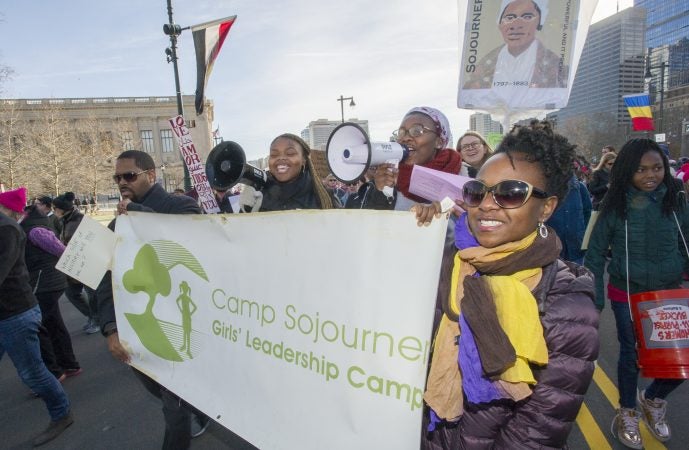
[424,231,553,421]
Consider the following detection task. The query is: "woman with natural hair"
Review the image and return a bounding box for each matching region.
[585,138,687,449]
[588,151,617,210]
[241,133,336,212]
[457,131,493,178]
[362,106,462,210]
[414,120,599,449]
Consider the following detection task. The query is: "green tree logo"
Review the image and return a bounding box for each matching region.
[122,240,208,362]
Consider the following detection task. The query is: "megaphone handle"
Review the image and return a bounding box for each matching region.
[383,158,399,199]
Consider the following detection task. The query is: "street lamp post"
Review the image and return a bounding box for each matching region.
[337,95,356,123]
[163,0,192,191]
[645,49,669,135]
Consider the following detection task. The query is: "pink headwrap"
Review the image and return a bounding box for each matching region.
[405,106,454,149]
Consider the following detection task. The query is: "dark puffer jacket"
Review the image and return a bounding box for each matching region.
[421,260,599,450]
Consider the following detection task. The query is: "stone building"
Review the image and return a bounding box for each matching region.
[0,95,213,194]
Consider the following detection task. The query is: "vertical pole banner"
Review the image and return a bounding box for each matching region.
[456,0,598,123]
[112,210,448,449]
[168,115,220,213]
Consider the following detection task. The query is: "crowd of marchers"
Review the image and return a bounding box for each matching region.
[1,107,687,450]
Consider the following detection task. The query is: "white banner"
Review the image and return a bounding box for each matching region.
[112,210,448,449]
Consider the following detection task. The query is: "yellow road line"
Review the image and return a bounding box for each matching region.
[576,403,611,450]
[591,364,667,450]
[593,364,618,406]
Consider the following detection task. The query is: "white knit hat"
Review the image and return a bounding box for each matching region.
[498,0,549,27]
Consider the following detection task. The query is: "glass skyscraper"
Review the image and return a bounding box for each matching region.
[636,0,689,48]
[637,0,689,89]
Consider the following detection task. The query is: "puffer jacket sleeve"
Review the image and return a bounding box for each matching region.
[584,211,615,310]
[459,261,600,449]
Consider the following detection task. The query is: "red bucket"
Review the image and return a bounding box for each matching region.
[630,289,689,379]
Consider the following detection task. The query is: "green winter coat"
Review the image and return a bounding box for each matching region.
[584,184,689,309]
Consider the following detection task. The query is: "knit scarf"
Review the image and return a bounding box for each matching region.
[424,214,561,422]
[396,148,462,203]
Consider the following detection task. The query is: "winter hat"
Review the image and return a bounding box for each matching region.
[0,186,28,213]
[405,106,454,149]
[53,191,75,210]
[36,195,53,207]
[676,163,689,183]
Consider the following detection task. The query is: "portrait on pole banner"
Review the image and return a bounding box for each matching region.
[458,0,581,111]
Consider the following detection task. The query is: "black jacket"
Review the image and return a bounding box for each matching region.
[60,207,84,245]
[97,183,202,334]
[259,171,325,211]
[344,182,375,209]
[20,210,67,294]
[0,211,38,320]
[587,169,610,210]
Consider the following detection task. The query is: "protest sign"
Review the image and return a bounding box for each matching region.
[112,210,448,449]
[168,115,220,213]
[55,215,115,289]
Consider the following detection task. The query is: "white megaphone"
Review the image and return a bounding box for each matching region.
[326,122,408,198]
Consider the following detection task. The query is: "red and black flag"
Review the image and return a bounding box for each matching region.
[192,15,237,115]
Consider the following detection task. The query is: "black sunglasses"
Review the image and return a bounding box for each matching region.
[463,179,549,209]
[113,169,150,183]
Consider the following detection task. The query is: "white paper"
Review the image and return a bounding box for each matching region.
[55,215,116,289]
[409,165,472,203]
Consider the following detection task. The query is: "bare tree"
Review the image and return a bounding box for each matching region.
[557,112,629,163]
[75,115,121,202]
[23,102,81,195]
[0,100,28,189]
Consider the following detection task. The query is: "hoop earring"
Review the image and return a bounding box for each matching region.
[538,222,548,239]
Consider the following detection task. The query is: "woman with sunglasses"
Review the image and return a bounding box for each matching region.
[361,106,462,211]
[241,133,335,212]
[418,120,598,449]
[585,139,687,449]
[588,151,617,210]
[457,131,493,178]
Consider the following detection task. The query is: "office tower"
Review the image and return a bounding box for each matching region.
[469,113,503,137]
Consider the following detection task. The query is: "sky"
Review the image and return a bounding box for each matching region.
[0,0,634,161]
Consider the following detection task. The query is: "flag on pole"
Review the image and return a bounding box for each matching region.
[192,15,237,115]
[623,93,655,131]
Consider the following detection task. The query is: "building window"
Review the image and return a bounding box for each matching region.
[161,129,175,153]
[140,130,154,153]
[122,131,134,151]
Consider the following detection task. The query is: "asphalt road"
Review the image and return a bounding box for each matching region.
[1,290,687,449]
[0,295,256,450]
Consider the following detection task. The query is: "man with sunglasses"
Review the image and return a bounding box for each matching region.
[96,150,207,449]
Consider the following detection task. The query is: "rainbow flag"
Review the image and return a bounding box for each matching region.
[623,93,655,131]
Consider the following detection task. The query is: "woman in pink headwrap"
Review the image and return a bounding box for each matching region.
[360,106,462,211]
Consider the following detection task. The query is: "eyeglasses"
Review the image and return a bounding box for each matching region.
[392,124,437,140]
[460,141,483,151]
[499,13,538,25]
[462,179,549,209]
[113,170,150,183]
